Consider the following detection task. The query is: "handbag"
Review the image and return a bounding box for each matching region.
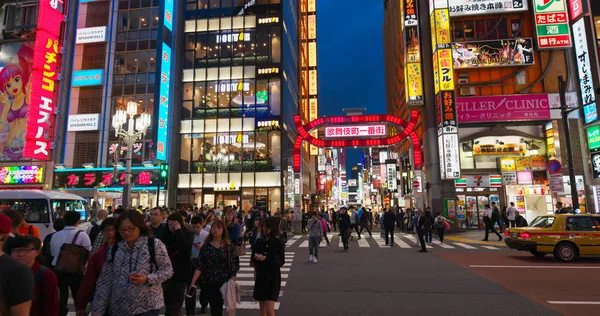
[236,242,246,256]
[55,231,89,275]
[443,218,451,231]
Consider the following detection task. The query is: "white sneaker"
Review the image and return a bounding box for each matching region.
[309,254,313,262]
[313,257,318,263]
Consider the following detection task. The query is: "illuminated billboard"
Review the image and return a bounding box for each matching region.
[0,166,44,184]
[325,125,386,138]
[157,42,171,161]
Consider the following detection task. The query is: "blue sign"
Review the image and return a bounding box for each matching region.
[164,0,173,32]
[157,42,171,161]
[71,69,103,87]
[547,159,562,174]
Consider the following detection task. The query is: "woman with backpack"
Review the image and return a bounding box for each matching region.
[11,235,59,316]
[433,212,450,243]
[91,210,174,316]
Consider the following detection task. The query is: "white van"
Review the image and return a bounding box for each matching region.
[0,190,90,240]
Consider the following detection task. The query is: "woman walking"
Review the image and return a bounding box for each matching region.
[91,210,174,316]
[224,210,240,246]
[251,217,285,316]
[189,220,239,316]
[307,212,323,263]
[433,212,450,243]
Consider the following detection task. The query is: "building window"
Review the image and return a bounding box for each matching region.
[78,87,103,114]
[452,18,508,42]
[73,132,100,167]
[82,44,107,70]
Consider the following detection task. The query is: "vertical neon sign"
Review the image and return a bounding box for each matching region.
[24,0,65,160]
[156,42,171,161]
[164,0,173,32]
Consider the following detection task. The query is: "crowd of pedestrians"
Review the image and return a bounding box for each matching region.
[0,205,286,316]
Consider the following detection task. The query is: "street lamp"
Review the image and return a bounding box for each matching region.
[112,101,151,208]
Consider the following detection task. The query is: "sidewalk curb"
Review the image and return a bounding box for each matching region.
[445,235,506,247]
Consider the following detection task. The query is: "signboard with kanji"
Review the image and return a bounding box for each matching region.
[324,125,387,138]
[533,0,572,49]
[54,169,160,189]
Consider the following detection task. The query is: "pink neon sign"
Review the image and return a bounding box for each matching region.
[325,125,386,138]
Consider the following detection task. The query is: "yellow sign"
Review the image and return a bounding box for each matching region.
[430,12,437,51]
[435,9,451,47]
[309,70,318,95]
[308,0,316,12]
[433,51,440,94]
[309,42,317,67]
[515,157,531,171]
[308,15,316,39]
[500,158,516,171]
[309,98,319,156]
[473,144,526,155]
[406,63,423,101]
[437,49,454,91]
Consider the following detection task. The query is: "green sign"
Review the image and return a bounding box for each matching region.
[535,24,570,36]
[532,0,571,49]
[587,125,600,151]
[443,198,457,222]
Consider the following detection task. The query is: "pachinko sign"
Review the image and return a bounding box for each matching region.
[0,166,44,184]
[24,0,65,160]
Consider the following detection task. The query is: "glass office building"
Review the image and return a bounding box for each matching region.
[177,0,299,212]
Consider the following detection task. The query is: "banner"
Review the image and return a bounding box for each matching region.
[533,0,572,49]
[456,94,552,123]
[572,19,597,124]
[452,38,534,69]
[449,0,527,17]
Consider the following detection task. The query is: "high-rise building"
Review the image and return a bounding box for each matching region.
[176,0,301,212]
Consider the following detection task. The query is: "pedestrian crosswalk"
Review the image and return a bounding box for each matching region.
[284,233,502,251]
[66,252,296,315]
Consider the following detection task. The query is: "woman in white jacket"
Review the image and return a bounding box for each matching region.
[91,211,174,316]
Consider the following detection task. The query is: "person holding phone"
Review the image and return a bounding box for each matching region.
[251,217,285,316]
[186,215,209,315]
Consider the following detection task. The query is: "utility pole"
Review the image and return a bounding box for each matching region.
[559,75,580,211]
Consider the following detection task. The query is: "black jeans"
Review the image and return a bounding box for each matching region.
[384,227,394,245]
[164,279,187,316]
[484,224,502,240]
[417,230,427,251]
[437,228,445,242]
[332,220,337,231]
[206,283,224,316]
[57,273,82,316]
[322,231,330,244]
[186,283,208,316]
[425,229,433,243]
[352,224,361,237]
[340,228,349,249]
[359,222,372,237]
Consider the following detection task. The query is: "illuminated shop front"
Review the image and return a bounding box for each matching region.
[177,0,297,212]
[53,166,163,209]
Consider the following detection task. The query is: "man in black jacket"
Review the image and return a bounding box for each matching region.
[359,207,373,238]
[331,208,338,232]
[337,207,351,250]
[160,212,194,316]
[383,208,396,246]
[415,209,428,252]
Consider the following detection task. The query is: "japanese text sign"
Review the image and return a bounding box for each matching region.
[157,42,171,161]
[568,0,584,21]
[55,169,157,188]
[163,0,173,32]
[386,160,398,192]
[533,0,572,49]
[325,125,386,138]
[587,124,600,151]
[439,134,461,179]
[437,49,454,91]
[0,166,44,184]
[404,0,418,27]
[573,18,597,124]
[456,94,552,123]
[406,63,423,103]
[440,91,458,133]
[449,0,527,17]
[434,9,451,49]
[24,0,65,160]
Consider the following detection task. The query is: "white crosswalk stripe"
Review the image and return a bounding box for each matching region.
[372,235,390,247]
[431,240,455,249]
[393,235,412,248]
[401,233,433,248]
[285,235,301,247]
[454,242,477,249]
[358,238,369,247]
[481,245,500,250]
[299,240,309,248]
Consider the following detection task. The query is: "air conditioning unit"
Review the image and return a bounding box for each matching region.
[1,2,38,40]
[458,75,475,96]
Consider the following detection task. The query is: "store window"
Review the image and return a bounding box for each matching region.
[268,187,281,213]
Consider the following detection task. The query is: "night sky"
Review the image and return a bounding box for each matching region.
[317,0,386,174]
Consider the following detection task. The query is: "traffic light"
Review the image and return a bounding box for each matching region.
[159,163,169,179]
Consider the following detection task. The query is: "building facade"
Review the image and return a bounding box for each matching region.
[384,0,600,226]
[176,0,301,212]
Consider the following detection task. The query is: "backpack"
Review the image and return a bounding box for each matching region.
[89,222,101,245]
[109,236,157,272]
[55,231,90,275]
[435,217,445,229]
[27,224,34,236]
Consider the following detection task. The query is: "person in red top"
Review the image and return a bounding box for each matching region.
[76,217,117,316]
[10,235,58,316]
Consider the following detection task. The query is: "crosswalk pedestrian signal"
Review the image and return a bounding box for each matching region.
[159,163,169,179]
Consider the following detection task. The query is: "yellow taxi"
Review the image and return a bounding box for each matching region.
[504,214,600,262]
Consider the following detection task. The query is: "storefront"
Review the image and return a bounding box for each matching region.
[53,166,165,209]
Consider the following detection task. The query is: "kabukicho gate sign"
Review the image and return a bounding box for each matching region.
[292,111,422,173]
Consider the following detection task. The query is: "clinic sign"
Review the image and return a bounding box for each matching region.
[456,94,552,123]
[533,0,572,49]
[448,0,527,17]
[325,125,386,138]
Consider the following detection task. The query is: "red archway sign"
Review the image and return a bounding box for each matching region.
[293,110,422,173]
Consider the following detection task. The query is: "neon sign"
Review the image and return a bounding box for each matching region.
[0,166,44,184]
[216,33,251,44]
[24,0,65,160]
[157,42,171,161]
[57,170,156,188]
[325,125,386,138]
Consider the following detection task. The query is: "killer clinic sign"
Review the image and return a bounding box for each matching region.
[24,0,66,159]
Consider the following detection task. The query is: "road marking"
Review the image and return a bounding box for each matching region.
[358,238,370,247]
[481,245,500,250]
[237,273,289,279]
[285,235,301,247]
[431,240,454,249]
[470,265,600,269]
[402,234,433,248]
[299,240,308,248]
[393,236,411,248]
[339,235,344,248]
[241,262,291,267]
[372,235,388,247]
[454,242,477,249]
[240,255,295,259]
[547,301,600,305]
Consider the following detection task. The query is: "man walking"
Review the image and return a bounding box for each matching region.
[482,204,502,241]
[337,207,351,250]
[491,202,503,232]
[331,208,338,232]
[507,202,518,227]
[50,211,92,316]
[383,207,396,247]
[149,207,168,239]
[416,209,428,253]
[307,212,323,263]
[358,207,372,238]
[349,207,361,239]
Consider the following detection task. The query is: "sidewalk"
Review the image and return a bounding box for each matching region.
[445,230,506,247]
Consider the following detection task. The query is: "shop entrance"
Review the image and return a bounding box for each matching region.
[458,189,501,229]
